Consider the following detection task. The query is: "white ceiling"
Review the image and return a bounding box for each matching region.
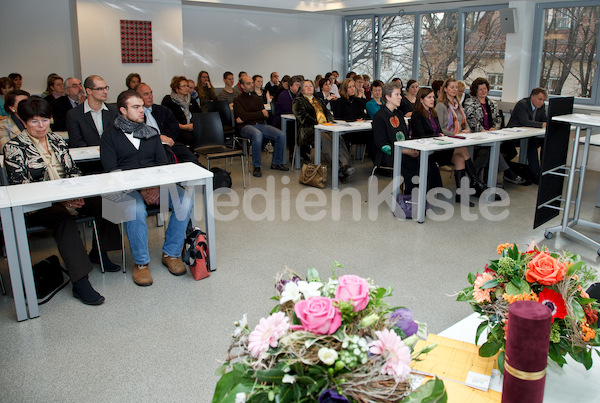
[182,0,508,16]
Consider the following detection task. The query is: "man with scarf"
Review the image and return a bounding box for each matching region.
[100,90,193,287]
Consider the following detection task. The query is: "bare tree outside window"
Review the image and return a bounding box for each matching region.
[540,6,599,98]
[463,11,506,89]
[347,18,374,78]
[379,15,415,82]
[419,12,458,85]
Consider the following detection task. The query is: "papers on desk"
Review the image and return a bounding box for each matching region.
[487,129,524,135]
[46,176,101,189]
[573,113,600,123]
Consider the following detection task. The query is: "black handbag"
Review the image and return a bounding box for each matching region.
[33,255,70,304]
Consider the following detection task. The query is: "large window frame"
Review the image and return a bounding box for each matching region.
[344,4,508,96]
[530,1,600,105]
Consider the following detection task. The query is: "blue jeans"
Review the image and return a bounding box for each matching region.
[240,124,286,167]
[123,185,192,265]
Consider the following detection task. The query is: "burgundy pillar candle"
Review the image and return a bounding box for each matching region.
[501,300,552,403]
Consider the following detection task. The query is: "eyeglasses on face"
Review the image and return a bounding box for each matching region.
[91,86,109,91]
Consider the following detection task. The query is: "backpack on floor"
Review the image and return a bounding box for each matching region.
[33,255,70,304]
[210,167,232,189]
[181,227,212,280]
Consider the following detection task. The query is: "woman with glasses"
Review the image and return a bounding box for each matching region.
[161,75,200,148]
[196,71,217,112]
[4,97,121,305]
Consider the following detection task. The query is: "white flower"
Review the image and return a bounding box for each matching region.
[297,280,323,299]
[232,314,248,337]
[318,347,339,365]
[279,282,301,304]
[235,392,246,403]
[282,374,296,384]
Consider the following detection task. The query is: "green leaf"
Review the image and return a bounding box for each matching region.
[578,297,597,305]
[213,363,249,403]
[467,272,476,285]
[475,321,488,345]
[479,339,502,357]
[497,351,505,374]
[307,267,321,282]
[402,378,447,402]
[566,261,584,277]
[218,383,254,403]
[278,384,295,403]
[548,343,567,367]
[255,368,286,384]
[481,279,500,290]
[571,301,585,321]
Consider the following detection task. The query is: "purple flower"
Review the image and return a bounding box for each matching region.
[390,308,418,337]
[319,389,349,403]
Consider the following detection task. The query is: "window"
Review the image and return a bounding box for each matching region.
[379,15,415,82]
[463,10,506,89]
[419,12,458,85]
[536,4,599,99]
[346,18,374,78]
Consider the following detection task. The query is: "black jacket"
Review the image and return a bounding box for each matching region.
[292,95,333,146]
[331,96,367,121]
[100,125,167,172]
[66,103,118,147]
[409,110,442,139]
[507,97,547,128]
[372,105,408,167]
[51,95,77,132]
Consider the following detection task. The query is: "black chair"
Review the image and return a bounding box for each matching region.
[192,112,246,188]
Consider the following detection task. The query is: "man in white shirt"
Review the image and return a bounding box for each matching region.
[67,75,118,147]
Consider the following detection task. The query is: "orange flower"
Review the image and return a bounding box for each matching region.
[503,291,539,304]
[473,272,495,303]
[525,252,566,285]
[581,319,596,342]
[497,243,514,254]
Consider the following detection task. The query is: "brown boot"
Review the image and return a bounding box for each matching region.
[133,264,153,286]
[162,253,186,276]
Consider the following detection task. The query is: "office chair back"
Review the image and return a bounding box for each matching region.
[192,112,227,150]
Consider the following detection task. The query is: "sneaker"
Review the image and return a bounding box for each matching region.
[72,276,105,305]
[133,264,153,286]
[265,142,274,153]
[89,249,121,272]
[253,167,262,177]
[162,253,186,276]
[504,175,526,185]
[270,164,289,171]
[344,165,356,178]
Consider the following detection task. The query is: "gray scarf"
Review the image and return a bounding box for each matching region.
[170,91,192,124]
[113,115,158,139]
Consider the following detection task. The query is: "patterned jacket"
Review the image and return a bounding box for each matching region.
[4,131,81,184]
[0,116,24,154]
[463,96,503,132]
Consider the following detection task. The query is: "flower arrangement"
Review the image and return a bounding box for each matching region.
[213,263,446,403]
[457,242,600,371]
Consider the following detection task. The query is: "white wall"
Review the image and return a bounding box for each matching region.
[0,0,75,95]
[76,0,185,102]
[181,4,344,86]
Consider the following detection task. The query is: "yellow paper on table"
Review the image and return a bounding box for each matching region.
[411,334,501,403]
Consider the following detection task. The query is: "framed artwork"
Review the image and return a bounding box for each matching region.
[120,20,152,63]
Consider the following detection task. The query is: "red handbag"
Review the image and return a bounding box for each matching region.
[182,227,212,280]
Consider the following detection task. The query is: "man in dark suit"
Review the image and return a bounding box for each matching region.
[51,77,85,132]
[100,90,192,287]
[66,75,118,147]
[507,87,548,181]
[135,82,199,164]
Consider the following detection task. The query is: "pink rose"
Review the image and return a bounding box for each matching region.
[291,297,342,335]
[335,275,370,312]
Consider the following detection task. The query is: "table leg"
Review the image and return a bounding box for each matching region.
[11,205,39,319]
[487,142,500,201]
[392,144,402,213]
[573,128,591,222]
[1,207,28,321]
[332,132,340,190]
[416,151,430,223]
[203,177,217,271]
[314,128,322,165]
[518,138,528,165]
[561,127,581,231]
[294,121,301,170]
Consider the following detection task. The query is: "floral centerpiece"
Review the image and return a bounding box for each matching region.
[457,242,599,371]
[213,263,446,402]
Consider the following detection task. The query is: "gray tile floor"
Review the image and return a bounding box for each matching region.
[1,152,599,402]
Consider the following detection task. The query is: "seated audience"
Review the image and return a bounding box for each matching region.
[264,72,281,101]
[136,83,199,164]
[67,75,118,147]
[233,76,289,177]
[0,90,30,152]
[100,90,193,286]
[126,73,141,90]
[400,79,418,117]
[314,74,323,92]
[4,97,121,305]
[326,72,340,98]
[0,77,15,118]
[416,85,488,204]
[43,74,64,102]
[276,75,290,102]
[161,75,199,148]
[9,73,22,91]
[506,87,548,182]
[431,79,444,102]
[457,80,469,105]
[51,77,85,132]
[273,75,301,127]
[464,77,525,185]
[366,80,384,119]
[354,75,367,100]
[391,78,404,95]
[315,77,338,110]
[362,74,371,101]
[196,71,217,112]
[331,78,367,121]
[253,75,271,104]
[236,71,247,94]
[187,79,199,104]
[293,79,355,180]
[216,71,240,105]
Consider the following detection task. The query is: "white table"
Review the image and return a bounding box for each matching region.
[314,121,373,189]
[579,133,600,207]
[69,145,100,161]
[280,114,300,170]
[392,128,545,223]
[440,313,600,401]
[6,163,215,320]
[545,114,600,255]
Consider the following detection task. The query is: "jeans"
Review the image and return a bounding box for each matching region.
[123,185,192,265]
[240,124,286,167]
